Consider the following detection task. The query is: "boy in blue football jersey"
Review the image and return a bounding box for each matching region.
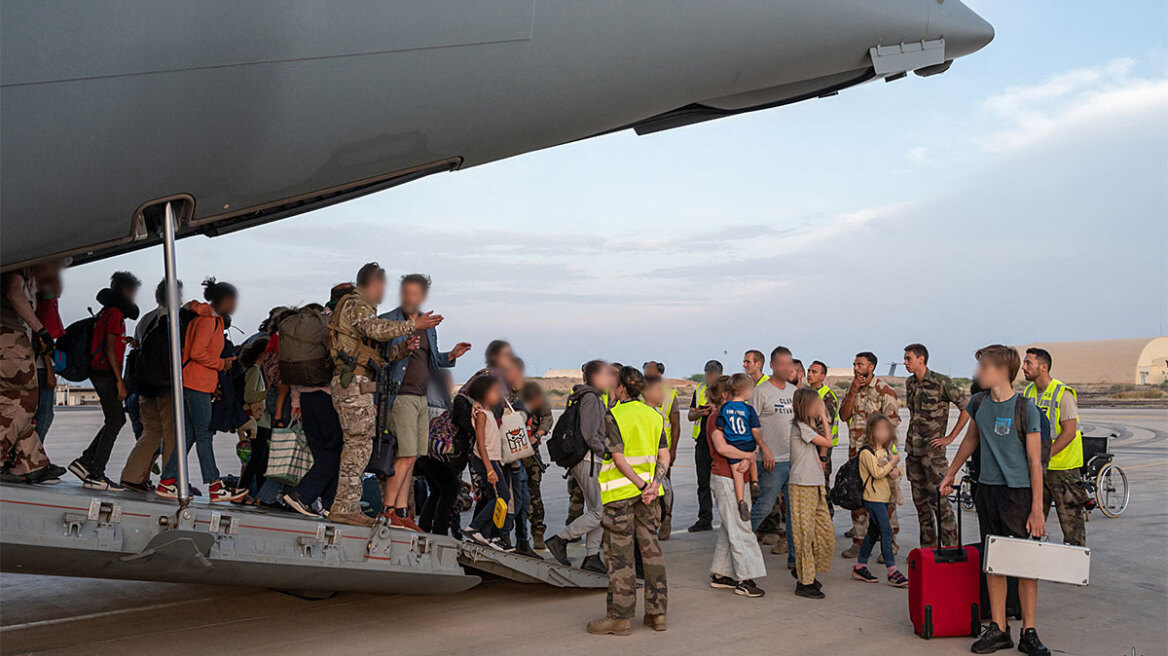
[715,373,762,521]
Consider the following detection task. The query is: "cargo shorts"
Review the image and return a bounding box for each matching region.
[389,394,429,458]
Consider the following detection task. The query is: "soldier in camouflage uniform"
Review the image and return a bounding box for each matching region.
[588,367,669,636]
[519,381,552,548]
[839,352,901,558]
[326,263,435,527]
[903,344,970,548]
[1,266,65,484]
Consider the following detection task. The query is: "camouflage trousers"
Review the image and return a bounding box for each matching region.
[603,497,666,620]
[567,475,585,525]
[521,456,545,537]
[0,327,49,475]
[906,451,958,548]
[757,492,786,538]
[1043,468,1088,546]
[849,443,899,547]
[328,377,376,517]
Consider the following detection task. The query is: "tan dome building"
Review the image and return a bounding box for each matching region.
[1013,337,1168,385]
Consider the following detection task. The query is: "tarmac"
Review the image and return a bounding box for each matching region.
[1,406,1165,656]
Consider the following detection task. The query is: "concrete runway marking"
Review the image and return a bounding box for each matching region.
[0,599,209,632]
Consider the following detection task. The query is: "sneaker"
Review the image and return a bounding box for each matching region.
[486,537,508,552]
[687,520,713,532]
[81,475,123,491]
[840,545,860,559]
[155,479,179,499]
[794,582,825,599]
[1016,628,1050,656]
[120,479,152,493]
[737,499,750,522]
[461,528,490,546]
[811,579,823,591]
[971,623,1013,654]
[497,536,515,552]
[67,459,91,482]
[759,533,779,545]
[398,516,422,532]
[27,465,66,485]
[581,554,606,574]
[207,481,248,503]
[544,535,571,566]
[734,579,765,598]
[852,566,878,583]
[710,574,737,589]
[887,570,909,588]
[771,540,788,555]
[282,491,318,518]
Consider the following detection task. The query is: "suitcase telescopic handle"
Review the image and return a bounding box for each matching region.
[935,482,967,561]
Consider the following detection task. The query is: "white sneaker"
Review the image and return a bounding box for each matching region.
[208,481,248,503]
[155,481,179,499]
[67,459,91,482]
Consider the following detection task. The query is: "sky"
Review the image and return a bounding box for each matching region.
[64,1,1168,382]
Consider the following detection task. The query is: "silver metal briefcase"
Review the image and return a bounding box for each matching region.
[983,535,1091,585]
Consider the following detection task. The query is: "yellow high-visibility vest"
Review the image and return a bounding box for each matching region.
[690,383,707,439]
[654,386,678,448]
[756,374,770,386]
[817,384,840,446]
[599,400,665,505]
[1024,378,1083,471]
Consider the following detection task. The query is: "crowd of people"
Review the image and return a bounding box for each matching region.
[1,260,1089,655]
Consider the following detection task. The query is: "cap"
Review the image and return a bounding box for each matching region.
[704,360,723,374]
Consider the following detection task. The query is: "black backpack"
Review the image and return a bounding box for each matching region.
[968,392,1052,470]
[829,446,874,511]
[546,391,594,469]
[55,315,99,382]
[127,308,197,393]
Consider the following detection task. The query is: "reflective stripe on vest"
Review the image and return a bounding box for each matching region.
[1024,378,1083,471]
[600,400,666,504]
[817,384,840,446]
[691,383,707,439]
[655,387,678,447]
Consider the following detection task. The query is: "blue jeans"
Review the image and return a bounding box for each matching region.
[750,459,795,565]
[469,456,512,538]
[510,463,530,541]
[35,368,54,442]
[161,389,221,484]
[858,500,895,567]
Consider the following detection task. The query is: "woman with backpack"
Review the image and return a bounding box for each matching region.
[543,360,614,575]
[155,278,247,502]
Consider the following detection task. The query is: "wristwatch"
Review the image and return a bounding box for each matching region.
[819,455,829,462]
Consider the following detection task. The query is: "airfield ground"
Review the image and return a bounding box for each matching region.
[1,407,1165,656]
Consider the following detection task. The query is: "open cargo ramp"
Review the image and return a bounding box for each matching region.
[457,541,608,588]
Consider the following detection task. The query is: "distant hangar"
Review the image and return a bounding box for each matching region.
[1014,337,1168,385]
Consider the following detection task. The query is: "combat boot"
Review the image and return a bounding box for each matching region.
[643,614,667,632]
[331,511,376,528]
[532,531,546,550]
[840,544,860,559]
[515,539,540,558]
[658,515,672,541]
[587,617,630,636]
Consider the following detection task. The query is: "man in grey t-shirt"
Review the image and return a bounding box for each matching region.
[749,346,797,565]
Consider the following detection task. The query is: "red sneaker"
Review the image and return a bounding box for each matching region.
[398,516,422,532]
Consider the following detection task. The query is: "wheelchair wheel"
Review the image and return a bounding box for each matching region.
[1095,463,1130,518]
[960,492,975,512]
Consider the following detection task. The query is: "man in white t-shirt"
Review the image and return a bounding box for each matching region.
[750,346,797,568]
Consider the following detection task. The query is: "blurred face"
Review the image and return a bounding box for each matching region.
[742,353,762,378]
[499,358,524,391]
[399,281,427,315]
[704,370,721,386]
[872,421,894,449]
[771,352,792,383]
[216,294,238,316]
[807,363,826,387]
[483,383,502,408]
[487,344,514,369]
[975,357,1008,389]
[789,363,804,385]
[1021,353,1045,382]
[903,351,927,376]
[594,366,617,394]
[643,381,664,406]
[366,275,386,305]
[853,356,875,381]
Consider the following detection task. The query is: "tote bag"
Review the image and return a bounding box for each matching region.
[499,400,534,464]
[266,421,314,485]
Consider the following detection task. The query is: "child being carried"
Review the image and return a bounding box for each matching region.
[715,373,762,521]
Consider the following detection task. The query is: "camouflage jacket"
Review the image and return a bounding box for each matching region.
[845,377,900,448]
[905,369,969,456]
[327,289,414,377]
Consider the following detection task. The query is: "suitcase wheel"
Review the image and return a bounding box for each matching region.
[922,606,933,640]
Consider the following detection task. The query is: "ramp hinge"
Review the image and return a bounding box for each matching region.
[297,525,342,558]
[208,512,239,535]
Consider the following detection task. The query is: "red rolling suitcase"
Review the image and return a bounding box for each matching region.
[908,488,981,639]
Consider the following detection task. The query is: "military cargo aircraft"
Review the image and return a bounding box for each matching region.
[0,0,992,594]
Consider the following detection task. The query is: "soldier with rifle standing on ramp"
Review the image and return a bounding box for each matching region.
[326,263,442,527]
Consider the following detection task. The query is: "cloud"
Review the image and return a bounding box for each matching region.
[980,58,1168,152]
